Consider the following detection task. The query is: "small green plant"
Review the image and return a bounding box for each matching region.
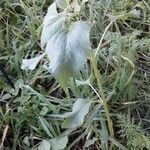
[117,114,150,149]
[21,0,114,141]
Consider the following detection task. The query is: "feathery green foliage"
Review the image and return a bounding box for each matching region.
[117,114,150,149]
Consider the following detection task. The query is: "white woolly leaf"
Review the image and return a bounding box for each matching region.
[62,99,91,128]
[38,136,68,150]
[21,2,91,88]
[21,53,45,70]
[49,136,68,150]
[38,140,51,150]
[40,3,91,87]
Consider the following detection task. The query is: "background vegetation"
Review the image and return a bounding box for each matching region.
[0,0,150,149]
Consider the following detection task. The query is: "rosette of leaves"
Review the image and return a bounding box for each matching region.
[21,1,91,89]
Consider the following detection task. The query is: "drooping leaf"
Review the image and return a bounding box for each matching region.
[41,2,91,88]
[21,53,45,70]
[21,2,91,88]
[49,136,68,150]
[38,140,51,150]
[38,136,68,150]
[62,99,91,128]
[40,3,65,49]
[21,2,59,71]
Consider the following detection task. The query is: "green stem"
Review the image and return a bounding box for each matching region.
[64,87,70,99]
[90,52,114,137]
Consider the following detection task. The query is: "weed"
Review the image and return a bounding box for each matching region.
[0,0,150,149]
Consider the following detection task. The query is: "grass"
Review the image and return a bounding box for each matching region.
[0,0,150,149]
